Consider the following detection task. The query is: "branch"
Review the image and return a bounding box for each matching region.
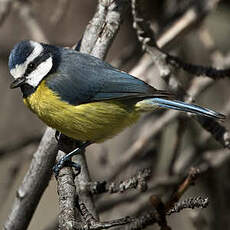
[166,54,230,79]
[131,0,229,152]
[52,200,164,230]
[77,201,170,230]
[195,116,230,148]
[167,196,209,215]
[148,168,201,229]
[56,149,77,229]
[80,0,129,60]
[132,0,229,81]
[165,167,201,211]
[82,169,207,230]
[4,128,58,230]
[77,201,134,230]
[85,168,151,195]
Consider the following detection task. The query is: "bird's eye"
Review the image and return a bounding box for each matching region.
[28,62,35,71]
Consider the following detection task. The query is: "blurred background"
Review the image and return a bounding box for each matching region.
[1,0,230,229]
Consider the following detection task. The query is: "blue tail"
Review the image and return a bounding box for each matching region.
[137,98,225,120]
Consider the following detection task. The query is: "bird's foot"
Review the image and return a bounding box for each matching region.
[53,157,81,178]
[53,141,91,178]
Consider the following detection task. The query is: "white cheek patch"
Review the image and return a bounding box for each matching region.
[27,56,53,87]
[10,41,43,80]
[10,63,27,79]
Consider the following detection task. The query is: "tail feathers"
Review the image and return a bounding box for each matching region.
[136,98,225,120]
[151,90,176,100]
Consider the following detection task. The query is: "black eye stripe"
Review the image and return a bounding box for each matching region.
[27,62,36,73]
[24,52,52,76]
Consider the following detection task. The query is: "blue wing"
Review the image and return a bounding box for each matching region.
[44,47,225,120]
[46,48,172,105]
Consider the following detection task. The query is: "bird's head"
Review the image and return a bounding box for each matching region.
[9,40,54,90]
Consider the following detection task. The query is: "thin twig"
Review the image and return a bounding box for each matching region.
[78,201,160,230]
[165,167,200,211]
[87,168,151,195]
[167,196,209,215]
[76,201,135,230]
[148,168,201,229]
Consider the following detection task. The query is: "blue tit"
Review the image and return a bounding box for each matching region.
[8,40,225,175]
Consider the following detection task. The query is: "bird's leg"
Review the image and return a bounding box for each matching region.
[55,130,61,142]
[74,37,82,51]
[53,141,91,177]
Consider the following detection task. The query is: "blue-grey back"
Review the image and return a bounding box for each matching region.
[46,47,160,105]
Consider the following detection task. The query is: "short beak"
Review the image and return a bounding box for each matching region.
[10,77,26,89]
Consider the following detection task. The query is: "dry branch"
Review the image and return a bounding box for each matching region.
[4,128,58,230]
[167,196,209,215]
[56,150,77,229]
[85,168,151,195]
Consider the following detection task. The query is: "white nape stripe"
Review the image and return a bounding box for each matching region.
[10,41,44,80]
[27,41,44,65]
[27,56,53,87]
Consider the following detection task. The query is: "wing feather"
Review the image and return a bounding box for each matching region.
[46,48,173,105]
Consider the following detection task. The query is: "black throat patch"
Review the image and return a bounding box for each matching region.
[20,84,36,98]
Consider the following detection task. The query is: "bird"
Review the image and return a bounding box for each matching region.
[8,40,225,175]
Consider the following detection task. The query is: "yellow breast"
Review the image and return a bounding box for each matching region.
[23,81,140,142]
